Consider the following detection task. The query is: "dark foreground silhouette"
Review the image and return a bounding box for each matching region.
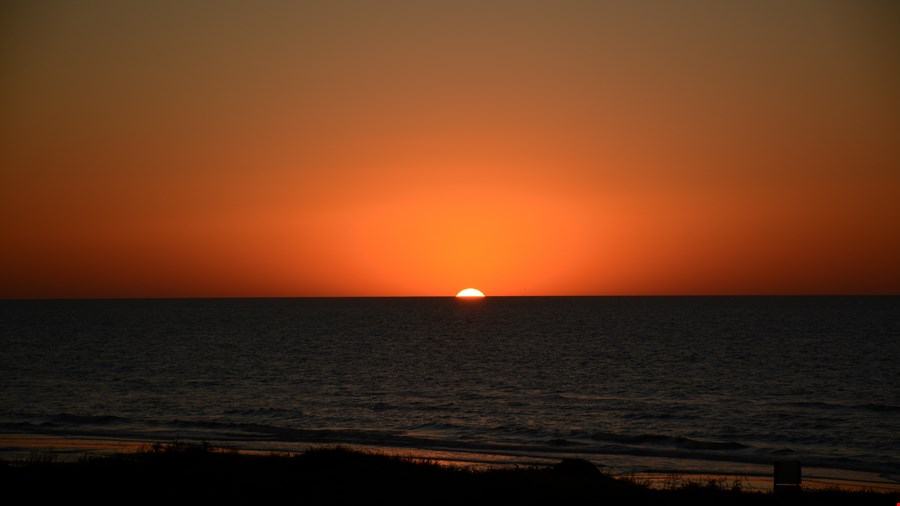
[1,444,895,505]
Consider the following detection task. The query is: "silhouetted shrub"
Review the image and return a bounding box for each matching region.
[0,444,896,506]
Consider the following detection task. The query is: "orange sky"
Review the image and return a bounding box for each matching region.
[2,1,899,297]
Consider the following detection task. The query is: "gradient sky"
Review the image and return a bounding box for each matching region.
[2,1,899,297]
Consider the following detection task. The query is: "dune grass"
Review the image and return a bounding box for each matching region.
[1,443,895,505]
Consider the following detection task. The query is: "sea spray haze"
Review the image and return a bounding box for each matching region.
[1,297,898,479]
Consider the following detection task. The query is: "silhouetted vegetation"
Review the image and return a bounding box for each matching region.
[0,443,895,505]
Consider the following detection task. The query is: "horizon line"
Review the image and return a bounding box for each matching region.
[2,293,898,302]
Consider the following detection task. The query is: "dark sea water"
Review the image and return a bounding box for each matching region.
[1,297,898,482]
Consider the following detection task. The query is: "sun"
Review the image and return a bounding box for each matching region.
[456,288,485,298]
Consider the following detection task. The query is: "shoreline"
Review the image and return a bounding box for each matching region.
[3,443,898,506]
[3,434,898,494]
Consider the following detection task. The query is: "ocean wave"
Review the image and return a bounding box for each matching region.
[222,408,298,417]
[584,431,748,451]
[775,400,900,413]
[859,403,900,413]
[402,422,468,433]
[622,411,683,421]
[44,413,130,426]
[545,438,583,447]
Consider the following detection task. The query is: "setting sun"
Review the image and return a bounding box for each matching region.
[456,288,485,298]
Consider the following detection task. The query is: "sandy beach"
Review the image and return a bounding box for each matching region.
[2,436,898,505]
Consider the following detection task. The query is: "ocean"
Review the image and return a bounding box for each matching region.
[1,297,898,484]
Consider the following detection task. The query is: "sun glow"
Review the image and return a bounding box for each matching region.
[456,288,485,298]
